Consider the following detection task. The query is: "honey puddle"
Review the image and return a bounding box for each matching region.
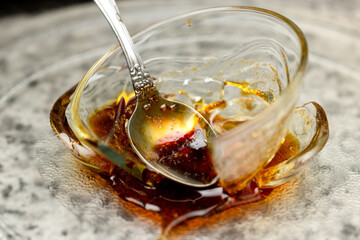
[50,83,299,237]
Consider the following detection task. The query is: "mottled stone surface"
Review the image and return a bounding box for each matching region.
[0,0,360,239]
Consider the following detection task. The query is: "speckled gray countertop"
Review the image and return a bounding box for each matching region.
[0,0,360,239]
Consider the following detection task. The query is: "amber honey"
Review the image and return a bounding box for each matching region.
[50,85,299,234]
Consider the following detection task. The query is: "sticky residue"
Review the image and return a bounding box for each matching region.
[186,19,192,26]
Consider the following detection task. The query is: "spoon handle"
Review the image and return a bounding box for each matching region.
[94,0,155,97]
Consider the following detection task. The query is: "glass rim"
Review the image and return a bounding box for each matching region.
[70,6,308,146]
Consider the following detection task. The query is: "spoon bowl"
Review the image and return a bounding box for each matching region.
[128,91,218,187]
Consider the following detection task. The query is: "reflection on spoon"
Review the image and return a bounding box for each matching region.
[93,0,218,187]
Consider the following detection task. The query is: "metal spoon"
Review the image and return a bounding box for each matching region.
[94,0,218,187]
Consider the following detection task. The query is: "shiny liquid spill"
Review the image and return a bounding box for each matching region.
[50,84,299,235]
